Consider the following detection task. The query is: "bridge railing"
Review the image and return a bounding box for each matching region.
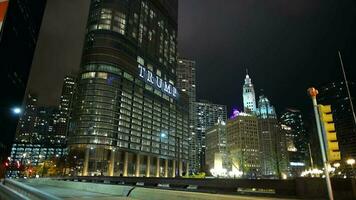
[0,179,61,200]
[53,176,356,199]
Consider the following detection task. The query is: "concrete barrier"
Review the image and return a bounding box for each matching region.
[0,181,29,200]
[53,176,356,199]
[27,178,134,197]
[129,187,267,200]
[27,178,278,200]
[3,179,60,200]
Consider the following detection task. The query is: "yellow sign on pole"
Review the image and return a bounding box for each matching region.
[318,105,341,161]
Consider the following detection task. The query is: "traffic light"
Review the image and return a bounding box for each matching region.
[318,105,341,162]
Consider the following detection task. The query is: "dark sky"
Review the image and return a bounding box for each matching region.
[178,0,356,115]
[28,0,356,116]
[27,0,90,105]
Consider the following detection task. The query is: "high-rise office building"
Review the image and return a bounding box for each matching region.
[280,108,308,176]
[227,113,260,177]
[242,72,256,113]
[193,100,227,171]
[318,81,356,159]
[0,0,47,161]
[257,94,288,177]
[256,94,276,173]
[57,76,76,142]
[68,0,189,177]
[205,121,227,170]
[15,94,39,144]
[177,59,196,105]
[176,58,196,174]
[11,94,65,167]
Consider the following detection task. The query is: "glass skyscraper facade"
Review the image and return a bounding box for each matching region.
[68,0,189,177]
[280,108,308,176]
[193,100,227,172]
[57,76,76,142]
[176,58,196,174]
[256,95,288,178]
[318,81,356,159]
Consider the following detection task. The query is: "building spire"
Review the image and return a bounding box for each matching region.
[242,70,256,113]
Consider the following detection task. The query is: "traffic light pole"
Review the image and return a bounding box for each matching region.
[308,88,334,200]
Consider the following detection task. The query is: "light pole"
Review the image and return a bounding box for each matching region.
[308,87,334,200]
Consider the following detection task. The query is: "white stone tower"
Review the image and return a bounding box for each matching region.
[242,70,256,113]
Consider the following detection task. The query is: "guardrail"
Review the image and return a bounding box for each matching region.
[0,179,61,200]
[53,176,356,199]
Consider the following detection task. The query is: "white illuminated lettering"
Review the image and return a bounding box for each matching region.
[138,65,146,78]
[156,77,163,88]
[138,65,179,98]
[164,82,172,94]
[172,87,177,97]
[147,71,154,84]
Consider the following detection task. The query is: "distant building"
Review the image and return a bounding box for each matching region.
[0,0,47,161]
[242,71,256,113]
[177,58,196,174]
[227,113,260,177]
[318,81,356,159]
[177,59,196,106]
[205,121,227,170]
[193,100,227,172]
[15,94,39,144]
[280,108,308,176]
[0,0,46,159]
[56,76,76,142]
[11,94,65,167]
[256,94,288,177]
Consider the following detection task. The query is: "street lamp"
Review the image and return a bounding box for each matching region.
[333,162,340,168]
[12,107,22,115]
[346,158,355,166]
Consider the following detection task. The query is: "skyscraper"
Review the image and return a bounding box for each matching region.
[0,0,47,161]
[68,0,189,177]
[176,58,196,174]
[15,94,38,144]
[56,76,76,143]
[227,113,260,177]
[318,81,356,159]
[177,59,196,106]
[11,94,65,167]
[256,94,288,177]
[242,71,256,113]
[193,100,227,172]
[280,108,308,176]
[205,121,227,171]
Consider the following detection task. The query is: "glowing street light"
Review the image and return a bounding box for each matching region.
[346,158,355,166]
[333,162,340,168]
[346,158,355,178]
[12,107,22,115]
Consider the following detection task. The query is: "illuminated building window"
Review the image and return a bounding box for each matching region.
[97,72,108,79]
[82,72,96,79]
[112,11,126,35]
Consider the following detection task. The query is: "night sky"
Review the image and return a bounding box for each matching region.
[28,0,356,116]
